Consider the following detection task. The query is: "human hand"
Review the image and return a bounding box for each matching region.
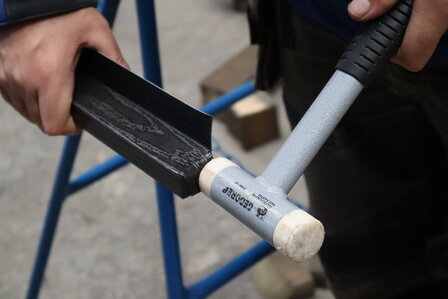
[0,7,128,135]
[348,0,448,72]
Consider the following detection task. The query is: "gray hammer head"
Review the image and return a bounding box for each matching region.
[200,158,325,262]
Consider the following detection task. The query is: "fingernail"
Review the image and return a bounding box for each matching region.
[348,0,371,18]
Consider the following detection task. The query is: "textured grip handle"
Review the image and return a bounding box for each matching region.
[336,0,413,85]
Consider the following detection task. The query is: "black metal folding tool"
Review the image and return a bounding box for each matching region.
[72,49,213,198]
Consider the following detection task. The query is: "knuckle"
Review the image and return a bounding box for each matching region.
[403,61,425,72]
[42,118,78,136]
[39,70,51,83]
[12,70,25,85]
[42,120,64,136]
[7,61,24,84]
[38,61,60,85]
[394,46,427,72]
[76,6,99,23]
[32,49,56,83]
[39,64,53,82]
[90,15,110,32]
[396,55,426,72]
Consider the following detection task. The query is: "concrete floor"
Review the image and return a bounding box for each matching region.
[0,1,334,298]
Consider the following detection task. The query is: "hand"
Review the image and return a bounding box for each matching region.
[348,0,448,72]
[0,7,128,135]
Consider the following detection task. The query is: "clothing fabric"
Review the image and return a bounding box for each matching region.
[287,0,448,70]
[0,0,97,26]
[276,2,448,298]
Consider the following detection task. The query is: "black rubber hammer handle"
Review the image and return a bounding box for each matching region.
[337,0,413,85]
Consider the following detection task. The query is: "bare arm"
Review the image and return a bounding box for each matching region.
[348,0,448,72]
[0,7,128,135]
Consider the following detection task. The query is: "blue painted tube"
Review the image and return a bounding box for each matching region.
[136,0,163,87]
[156,184,187,299]
[200,80,255,115]
[26,135,82,299]
[66,155,128,196]
[136,1,186,298]
[187,241,274,299]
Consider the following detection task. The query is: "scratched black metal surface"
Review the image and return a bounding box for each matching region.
[72,50,213,198]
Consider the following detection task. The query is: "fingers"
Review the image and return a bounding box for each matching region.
[37,11,126,135]
[0,80,32,123]
[23,90,43,130]
[0,7,126,136]
[38,66,80,136]
[34,11,124,136]
[393,1,448,71]
[348,0,399,20]
[0,54,74,133]
[38,11,126,135]
[9,95,31,122]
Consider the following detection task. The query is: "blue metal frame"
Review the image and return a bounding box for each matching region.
[26,135,82,299]
[25,1,281,298]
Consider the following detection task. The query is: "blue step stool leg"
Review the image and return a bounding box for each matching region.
[135,1,187,297]
[26,135,82,299]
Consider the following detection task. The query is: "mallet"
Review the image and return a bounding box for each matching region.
[72,0,412,262]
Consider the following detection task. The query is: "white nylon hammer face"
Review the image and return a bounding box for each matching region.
[200,158,324,262]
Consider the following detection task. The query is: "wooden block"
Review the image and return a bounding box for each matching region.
[200,45,258,105]
[227,93,279,150]
[200,45,279,150]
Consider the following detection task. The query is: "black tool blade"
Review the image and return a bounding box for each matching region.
[72,49,213,198]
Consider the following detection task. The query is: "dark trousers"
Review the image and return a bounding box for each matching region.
[279,9,448,299]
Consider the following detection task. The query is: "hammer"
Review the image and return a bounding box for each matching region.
[72,0,412,262]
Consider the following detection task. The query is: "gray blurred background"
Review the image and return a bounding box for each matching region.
[0,1,333,298]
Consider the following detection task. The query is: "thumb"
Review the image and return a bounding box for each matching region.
[348,0,399,21]
[83,17,129,69]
